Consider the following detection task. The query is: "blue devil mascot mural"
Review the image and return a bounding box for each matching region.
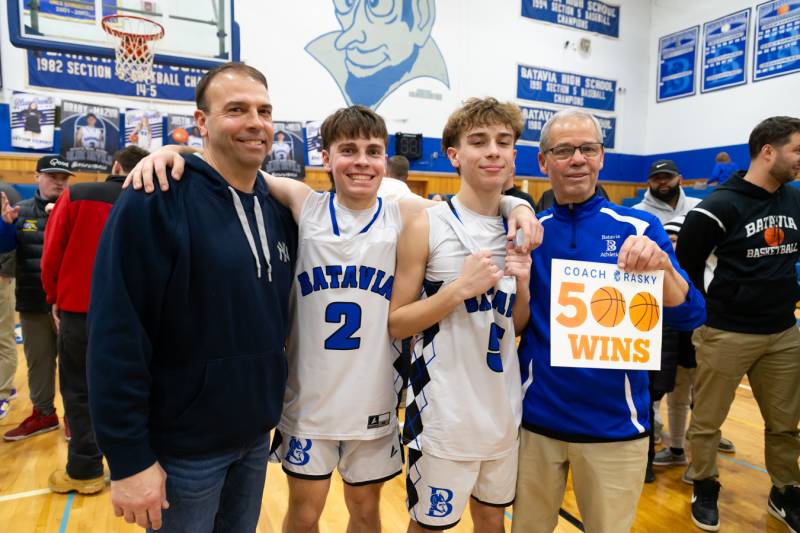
[306,0,450,109]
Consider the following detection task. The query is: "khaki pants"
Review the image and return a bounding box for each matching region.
[687,325,800,487]
[0,278,16,399]
[512,429,648,533]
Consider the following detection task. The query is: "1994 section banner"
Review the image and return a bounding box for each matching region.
[521,0,620,38]
[28,50,207,101]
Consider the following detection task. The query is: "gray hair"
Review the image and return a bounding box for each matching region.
[539,109,603,152]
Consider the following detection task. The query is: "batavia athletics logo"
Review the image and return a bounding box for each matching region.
[285,437,312,466]
[306,0,449,109]
[426,486,454,518]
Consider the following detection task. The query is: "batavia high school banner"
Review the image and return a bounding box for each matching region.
[550,259,663,371]
[517,65,616,111]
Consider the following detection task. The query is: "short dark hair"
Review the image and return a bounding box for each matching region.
[195,62,269,112]
[113,145,149,174]
[388,155,409,180]
[748,116,800,159]
[320,106,388,151]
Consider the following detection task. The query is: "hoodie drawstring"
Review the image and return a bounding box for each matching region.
[228,186,273,281]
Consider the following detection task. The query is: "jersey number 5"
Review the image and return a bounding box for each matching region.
[324,302,362,350]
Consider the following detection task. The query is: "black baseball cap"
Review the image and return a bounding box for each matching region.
[648,159,680,178]
[36,155,75,176]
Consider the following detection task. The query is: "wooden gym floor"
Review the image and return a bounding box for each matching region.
[0,343,791,532]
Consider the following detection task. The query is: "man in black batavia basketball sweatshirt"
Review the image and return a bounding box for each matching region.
[677,116,800,533]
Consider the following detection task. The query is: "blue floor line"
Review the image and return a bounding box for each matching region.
[58,493,75,533]
[718,452,769,474]
[505,510,513,521]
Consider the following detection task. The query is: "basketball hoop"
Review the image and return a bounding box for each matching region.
[102,14,164,84]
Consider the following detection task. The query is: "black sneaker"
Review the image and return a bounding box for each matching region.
[768,485,800,533]
[645,463,655,483]
[691,478,721,531]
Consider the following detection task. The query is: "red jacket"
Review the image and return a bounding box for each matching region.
[41,176,124,313]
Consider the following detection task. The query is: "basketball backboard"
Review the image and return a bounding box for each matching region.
[8,0,239,69]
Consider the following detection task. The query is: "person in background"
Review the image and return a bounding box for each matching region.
[707,152,738,186]
[41,145,149,495]
[503,172,535,208]
[680,116,800,532]
[0,155,74,441]
[380,154,419,201]
[0,178,20,420]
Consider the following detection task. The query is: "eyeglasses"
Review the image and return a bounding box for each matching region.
[545,143,604,161]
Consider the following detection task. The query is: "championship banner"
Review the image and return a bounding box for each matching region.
[550,259,663,371]
[701,9,751,93]
[754,0,800,82]
[10,92,55,150]
[305,120,324,167]
[517,65,616,111]
[167,115,203,148]
[60,100,120,173]
[519,105,616,149]
[263,122,305,179]
[521,0,620,38]
[28,50,206,101]
[657,26,699,102]
[125,109,163,151]
[23,0,96,21]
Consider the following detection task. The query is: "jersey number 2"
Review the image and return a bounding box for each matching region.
[324,302,362,350]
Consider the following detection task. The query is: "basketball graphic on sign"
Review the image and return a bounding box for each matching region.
[590,287,626,327]
[172,127,189,144]
[629,292,660,332]
[764,227,785,247]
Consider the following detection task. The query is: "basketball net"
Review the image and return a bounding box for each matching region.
[102,15,164,84]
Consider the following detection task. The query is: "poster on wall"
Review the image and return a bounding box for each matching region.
[517,65,616,111]
[125,109,163,151]
[305,120,324,167]
[10,92,55,150]
[754,0,800,81]
[59,100,120,173]
[28,50,206,102]
[657,26,699,102]
[519,105,616,149]
[520,0,620,38]
[305,1,449,109]
[701,9,750,93]
[263,122,305,179]
[167,115,202,148]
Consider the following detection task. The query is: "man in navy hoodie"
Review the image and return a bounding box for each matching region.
[87,63,296,532]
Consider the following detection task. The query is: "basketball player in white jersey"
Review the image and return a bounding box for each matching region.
[75,113,104,149]
[389,97,533,532]
[271,130,293,160]
[131,117,152,150]
[122,105,539,533]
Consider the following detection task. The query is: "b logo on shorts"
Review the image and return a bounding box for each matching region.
[285,437,312,466]
[426,486,454,518]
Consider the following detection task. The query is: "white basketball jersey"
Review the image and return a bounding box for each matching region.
[404,198,522,461]
[80,126,103,149]
[136,127,151,149]
[279,191,403,440]
[272,141,292,161]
